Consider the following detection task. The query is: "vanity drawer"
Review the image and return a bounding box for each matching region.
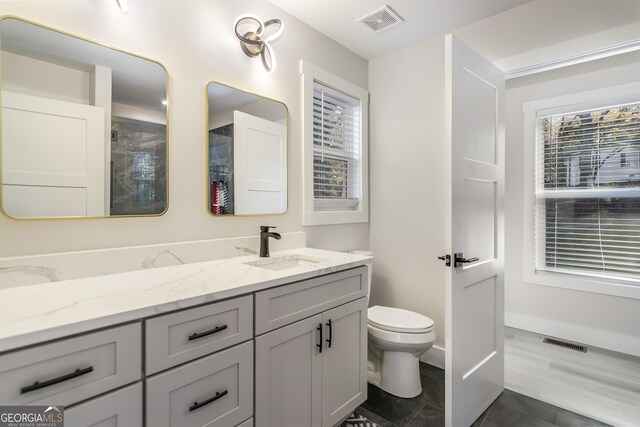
[145,295,252,374]
[146,340,253,427]
[65,382,142,427]
[237,418,253,427]
[0,323,141,406]
[255,266,366,334]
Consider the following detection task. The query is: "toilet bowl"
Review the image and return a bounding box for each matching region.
[348,250,437,399]
[367,305,435,398]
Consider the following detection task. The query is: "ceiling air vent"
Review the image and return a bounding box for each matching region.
[543,337,588,353]
[357,5,403,33]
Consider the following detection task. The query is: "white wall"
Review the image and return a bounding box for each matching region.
[369,36,447,354]
[505,50,640,356]
[112,102,166,125]
[0,0,369,258]
[209,98,286,130]
[1,51,90,104]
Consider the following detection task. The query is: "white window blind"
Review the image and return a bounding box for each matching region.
[535,101,640,281]
[312,81,361,211]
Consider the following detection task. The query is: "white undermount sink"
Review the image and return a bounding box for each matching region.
[244,254,322,271]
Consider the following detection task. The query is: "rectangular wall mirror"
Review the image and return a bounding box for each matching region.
[207,82,287,216]
[0,17,168,218]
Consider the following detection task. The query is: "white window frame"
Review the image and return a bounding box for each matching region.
[300,60,369,226]
[523,81,640,300]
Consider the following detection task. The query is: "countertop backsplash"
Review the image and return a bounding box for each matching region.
[0,232,306,289]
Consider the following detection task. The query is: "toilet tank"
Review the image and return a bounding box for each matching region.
[348,250,373,303]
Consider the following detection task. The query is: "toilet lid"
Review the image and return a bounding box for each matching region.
[368,306,434,334]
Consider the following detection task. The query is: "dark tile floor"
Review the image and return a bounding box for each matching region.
[356,362,610,427]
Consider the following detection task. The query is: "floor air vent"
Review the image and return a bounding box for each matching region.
[543,337,587,353]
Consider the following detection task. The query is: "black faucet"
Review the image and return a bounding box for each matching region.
[259,226,281,257]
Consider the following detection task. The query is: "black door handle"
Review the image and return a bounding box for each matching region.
[437,255,451,266]
[317,323,323,353]
[326,319,332,349]
[454,253,479,268]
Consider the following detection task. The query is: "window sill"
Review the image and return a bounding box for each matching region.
[523,269,640,300]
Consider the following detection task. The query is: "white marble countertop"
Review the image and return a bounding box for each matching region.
[0,247,372,353]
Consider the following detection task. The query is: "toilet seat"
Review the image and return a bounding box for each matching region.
[368,305,434,334]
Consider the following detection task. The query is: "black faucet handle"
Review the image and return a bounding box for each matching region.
[260,226,277,232]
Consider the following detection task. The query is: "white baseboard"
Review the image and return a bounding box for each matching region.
[505,312,640,358]
[420,344,445,369]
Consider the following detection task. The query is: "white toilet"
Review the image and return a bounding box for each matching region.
[352,250,436,399]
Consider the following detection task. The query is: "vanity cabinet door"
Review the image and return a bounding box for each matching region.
[321,298,368,427]
[255,314,323,427]
[64,382,142,427]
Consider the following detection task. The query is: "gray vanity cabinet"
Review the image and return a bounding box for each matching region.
[65,383,142,427]
[254,267,368,427]
[321,297,368,427]
[0,323,141,407]
[146,340,253,427]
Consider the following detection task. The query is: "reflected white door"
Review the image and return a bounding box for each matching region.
[445,35,505,427]
[1,91,105,217]
[233,110,287,214]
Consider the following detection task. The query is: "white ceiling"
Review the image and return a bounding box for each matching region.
[268,0,534,59]
[455,0,640,72]
[270,0,640,72]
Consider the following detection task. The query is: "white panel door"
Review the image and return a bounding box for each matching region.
[233,110,286,214]
[444,35,505,427]
[1,91,105,217]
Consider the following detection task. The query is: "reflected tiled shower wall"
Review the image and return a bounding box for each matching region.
[110,117,166,215]
[209,124,234,214]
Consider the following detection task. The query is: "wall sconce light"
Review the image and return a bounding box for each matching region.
[234,14,284,73]
[115,0,128,14]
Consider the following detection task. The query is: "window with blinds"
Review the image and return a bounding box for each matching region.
[312,81,361,211]
[536,101,640,281]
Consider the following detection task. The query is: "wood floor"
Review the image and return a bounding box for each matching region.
[505,326,640,426]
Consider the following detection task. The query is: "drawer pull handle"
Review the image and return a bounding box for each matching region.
[326,319,333,349]
[188,324,228,341]
[20,366,94,394]
[189,389,228,412]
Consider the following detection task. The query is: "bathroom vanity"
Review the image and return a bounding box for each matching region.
[0,248,371,427]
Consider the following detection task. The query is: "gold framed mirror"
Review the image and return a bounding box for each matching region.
[206,82,288,216]
[0,17,169,219]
